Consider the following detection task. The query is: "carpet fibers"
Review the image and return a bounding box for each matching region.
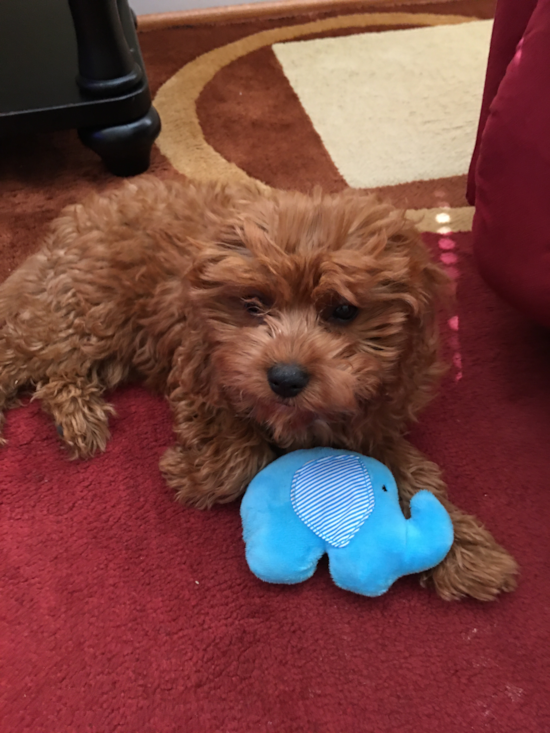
[1,2,550,732]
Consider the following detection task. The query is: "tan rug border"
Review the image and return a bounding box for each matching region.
[138,0,461,31]
[409,206,473,233]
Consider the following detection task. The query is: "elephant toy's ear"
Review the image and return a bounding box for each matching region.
[291,453,376,548]
[404,491,454,574]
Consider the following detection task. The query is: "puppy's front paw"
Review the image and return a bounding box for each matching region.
[421,530,518,601]
[33,378,116,459]
[160,446,233,509]
[54,400,116,459]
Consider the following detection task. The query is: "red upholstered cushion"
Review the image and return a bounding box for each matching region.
[467,0,538,204]
[469,0,550,328]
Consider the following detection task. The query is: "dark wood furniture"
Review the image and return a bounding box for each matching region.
[0,0,161,176]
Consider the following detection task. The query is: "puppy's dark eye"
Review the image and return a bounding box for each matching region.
[327,303,359,324]
[241,295,271,317]
[243,300,262,316]
[381,484,387,492]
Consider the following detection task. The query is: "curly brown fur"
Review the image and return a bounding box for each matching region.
[0,176,517,600]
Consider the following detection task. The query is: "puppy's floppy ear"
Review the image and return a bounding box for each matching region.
[185,220,253,293]
[387,220,451,309]
[341,194,450,418]
[385,222,451,422]
[342,195,403,254]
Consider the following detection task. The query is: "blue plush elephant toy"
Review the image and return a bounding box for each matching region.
[241,448,454,597]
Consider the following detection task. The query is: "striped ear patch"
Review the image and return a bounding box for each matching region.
[290,454,375,548]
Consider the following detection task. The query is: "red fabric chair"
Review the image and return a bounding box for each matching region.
[467,0,550,328]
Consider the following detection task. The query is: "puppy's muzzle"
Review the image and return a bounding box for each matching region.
[267,363,310,398]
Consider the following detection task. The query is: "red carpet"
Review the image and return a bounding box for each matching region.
[2,2,550,731]
[3,235,550,732]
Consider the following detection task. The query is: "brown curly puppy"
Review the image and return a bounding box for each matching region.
[0,176,517,600]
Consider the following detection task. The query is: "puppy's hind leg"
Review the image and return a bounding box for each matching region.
[0,319,129,457]
[0,242,134,454]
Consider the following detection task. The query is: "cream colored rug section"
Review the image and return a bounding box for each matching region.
[273,20,492,188]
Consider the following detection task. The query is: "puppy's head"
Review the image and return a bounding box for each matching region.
[186,187,447,448]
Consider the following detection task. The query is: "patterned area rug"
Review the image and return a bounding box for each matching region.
[2,2,550,732]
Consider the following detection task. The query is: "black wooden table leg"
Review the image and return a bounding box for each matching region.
[79,106,161,177]
[68,0,142,97]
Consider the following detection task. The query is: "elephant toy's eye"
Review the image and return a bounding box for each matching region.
[381,485,387,492]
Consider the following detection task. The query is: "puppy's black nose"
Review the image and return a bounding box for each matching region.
[267,363,309,398]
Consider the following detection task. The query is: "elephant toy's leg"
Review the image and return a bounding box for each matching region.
[241,501,325,585]
[328,530,405,597]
